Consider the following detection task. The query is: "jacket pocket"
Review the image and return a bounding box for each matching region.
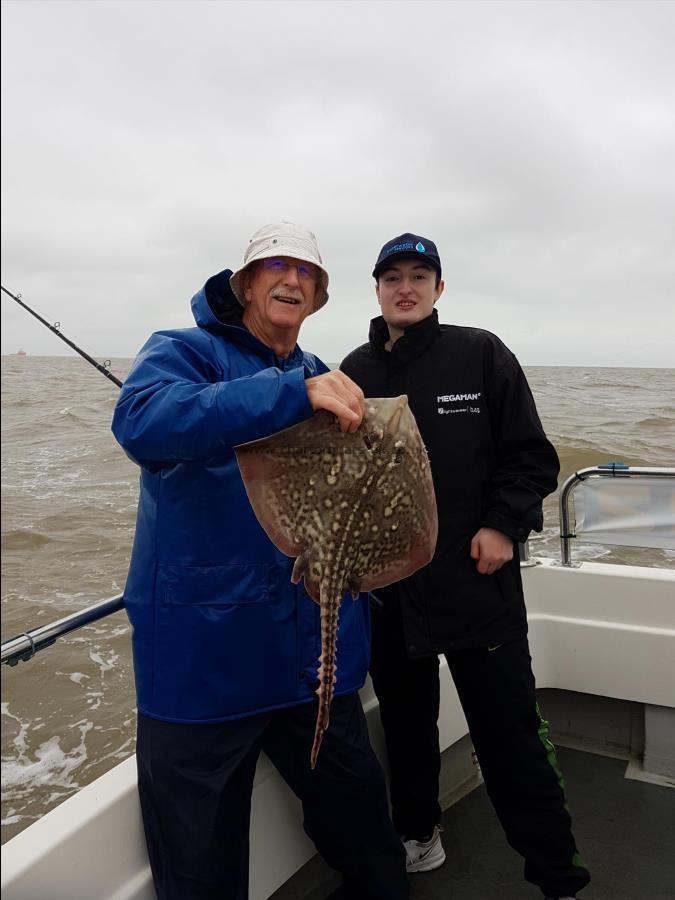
[158,562,270,606]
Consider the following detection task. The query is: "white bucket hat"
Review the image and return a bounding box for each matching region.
[229,221,329,312]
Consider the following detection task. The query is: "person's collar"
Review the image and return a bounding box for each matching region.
[368,309,441,363]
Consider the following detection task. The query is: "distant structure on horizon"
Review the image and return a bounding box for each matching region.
[16,349,27,357]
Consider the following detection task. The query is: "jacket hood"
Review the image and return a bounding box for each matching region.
[191,269,245,332]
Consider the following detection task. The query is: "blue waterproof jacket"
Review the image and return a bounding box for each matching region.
[112,269,370,723]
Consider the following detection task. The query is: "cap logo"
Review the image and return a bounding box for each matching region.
[415,242,426,253]
[387,241,413,256]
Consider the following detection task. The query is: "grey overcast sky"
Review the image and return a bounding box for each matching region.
[1,0,674,366]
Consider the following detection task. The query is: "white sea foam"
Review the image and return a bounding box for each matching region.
[1,814,23,826]
[89,648,119,675]
[109,624,131,638]
[53,591,87,604]
[86,736,135,770]
[574,544,612,561]
[86,692,104,711]
[1,719,93,792]
[1,703,30,755]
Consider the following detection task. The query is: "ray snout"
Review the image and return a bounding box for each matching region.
[380,394,410,438]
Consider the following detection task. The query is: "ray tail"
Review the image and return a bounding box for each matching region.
[310,582,341,769]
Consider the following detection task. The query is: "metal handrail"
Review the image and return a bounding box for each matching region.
[559,463,675,567]
[1,594,125,667]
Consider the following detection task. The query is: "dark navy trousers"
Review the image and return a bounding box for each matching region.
[136,693,408,900]
[370,597,591,898]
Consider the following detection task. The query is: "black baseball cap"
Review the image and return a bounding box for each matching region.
[372,232,442,280]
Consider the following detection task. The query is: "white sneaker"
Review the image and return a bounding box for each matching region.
[403,825,446,873]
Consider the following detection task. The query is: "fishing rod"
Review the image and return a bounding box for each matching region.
[1,284,123,388]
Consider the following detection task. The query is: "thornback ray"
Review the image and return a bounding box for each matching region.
[235,396,438,769]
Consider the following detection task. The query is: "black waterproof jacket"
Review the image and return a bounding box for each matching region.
[341,310,560,656]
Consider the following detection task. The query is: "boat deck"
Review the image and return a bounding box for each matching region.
[285,747,674,900]
[401,747,673,899]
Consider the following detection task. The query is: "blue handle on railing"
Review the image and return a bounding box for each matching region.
[598,461,629,472]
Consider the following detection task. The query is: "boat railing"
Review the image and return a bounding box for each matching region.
[558,463,675,566]
[1,594,124,668]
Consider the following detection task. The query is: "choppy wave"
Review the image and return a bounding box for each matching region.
[636,416,674,428]
[1,530,53,551]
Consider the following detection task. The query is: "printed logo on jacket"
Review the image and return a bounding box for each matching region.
[436,391,482,416]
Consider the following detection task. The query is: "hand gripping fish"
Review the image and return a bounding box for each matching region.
[235,396,438,768]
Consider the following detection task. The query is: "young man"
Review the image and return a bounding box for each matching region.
[341,233,590,900]
[112,223,408,900]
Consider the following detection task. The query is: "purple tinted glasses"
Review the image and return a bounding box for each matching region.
[262,258,319,283]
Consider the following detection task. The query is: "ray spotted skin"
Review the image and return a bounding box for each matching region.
[235,396,438,768]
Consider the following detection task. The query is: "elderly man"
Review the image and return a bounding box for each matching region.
[112,223,408,900]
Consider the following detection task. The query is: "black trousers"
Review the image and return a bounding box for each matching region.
[136,693,408,900]
[370,600,591,898]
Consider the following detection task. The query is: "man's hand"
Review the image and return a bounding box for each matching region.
[470,527,514,575]
[305,371,365,433]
